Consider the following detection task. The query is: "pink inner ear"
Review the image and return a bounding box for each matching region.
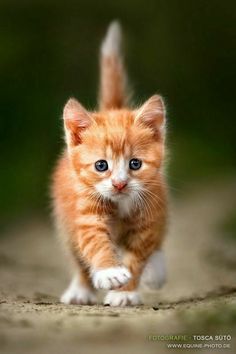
[135,95,166,133]
[64,98,91,127]
[63,98,92,146]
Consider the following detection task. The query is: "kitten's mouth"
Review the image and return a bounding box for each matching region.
[113,189,128,195]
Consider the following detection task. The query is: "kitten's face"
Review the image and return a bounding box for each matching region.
[72,111,164,204]
[64,96,166,207]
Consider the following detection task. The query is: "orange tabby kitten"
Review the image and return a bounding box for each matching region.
[52,21,168,306]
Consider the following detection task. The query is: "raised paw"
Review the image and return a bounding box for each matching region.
[92,266,131,290]
[60,278,96,305]
[104,290,141,307]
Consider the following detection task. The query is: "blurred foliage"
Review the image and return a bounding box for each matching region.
[0,0,235,223]
[221,211,236,242]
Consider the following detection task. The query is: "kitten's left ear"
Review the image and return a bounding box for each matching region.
[135,95,166,138]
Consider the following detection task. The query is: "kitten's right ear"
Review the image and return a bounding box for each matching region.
[63,98,92,147]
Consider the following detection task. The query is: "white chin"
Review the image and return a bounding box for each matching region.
[110,193,128,201]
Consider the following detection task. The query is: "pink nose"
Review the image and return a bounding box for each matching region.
[112,180,127,191]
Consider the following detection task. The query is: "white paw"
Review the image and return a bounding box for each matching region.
[140,250,167,289]
[92,266,131,290]
[60,277,96,305]
[104,291,141,307]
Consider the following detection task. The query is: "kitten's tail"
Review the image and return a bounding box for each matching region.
[99,21,128,110]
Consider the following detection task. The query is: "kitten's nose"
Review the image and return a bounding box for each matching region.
[112,180,128,191]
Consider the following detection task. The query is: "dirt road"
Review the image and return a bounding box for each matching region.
[0,180,236,354]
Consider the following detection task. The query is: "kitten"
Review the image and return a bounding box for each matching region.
[51,21,168,306]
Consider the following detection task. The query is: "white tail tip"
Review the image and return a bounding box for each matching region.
[101,21,122,56]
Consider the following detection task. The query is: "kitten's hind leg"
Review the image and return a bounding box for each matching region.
[140,250,166,290]
[61,268,97,305]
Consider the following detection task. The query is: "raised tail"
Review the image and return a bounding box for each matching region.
[99,21,128,110]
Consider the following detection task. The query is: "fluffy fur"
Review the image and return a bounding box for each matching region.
[51,21,168,306]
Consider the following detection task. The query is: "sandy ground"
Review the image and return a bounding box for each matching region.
[0,179,236,354]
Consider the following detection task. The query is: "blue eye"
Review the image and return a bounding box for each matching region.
[129,158,142,170]
[95,160,108,172]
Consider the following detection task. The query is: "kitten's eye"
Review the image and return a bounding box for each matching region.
[95,160,108,172]
[129,158,142,170]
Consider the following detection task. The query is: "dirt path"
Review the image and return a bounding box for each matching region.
[0,180,236,354]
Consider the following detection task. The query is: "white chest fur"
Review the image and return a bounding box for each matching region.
[116,196,134,218]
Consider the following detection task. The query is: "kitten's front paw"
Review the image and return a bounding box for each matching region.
[92,266,131,290]
[61,285,96,305]
[104,290,141,307]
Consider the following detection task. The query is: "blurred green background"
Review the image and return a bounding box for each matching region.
[0,0,235,224]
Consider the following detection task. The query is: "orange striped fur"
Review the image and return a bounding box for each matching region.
[51,21,168,306]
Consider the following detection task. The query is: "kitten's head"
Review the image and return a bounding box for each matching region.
[63,95,166,208]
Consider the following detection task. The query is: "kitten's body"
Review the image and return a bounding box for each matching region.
[52,22,168,306]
